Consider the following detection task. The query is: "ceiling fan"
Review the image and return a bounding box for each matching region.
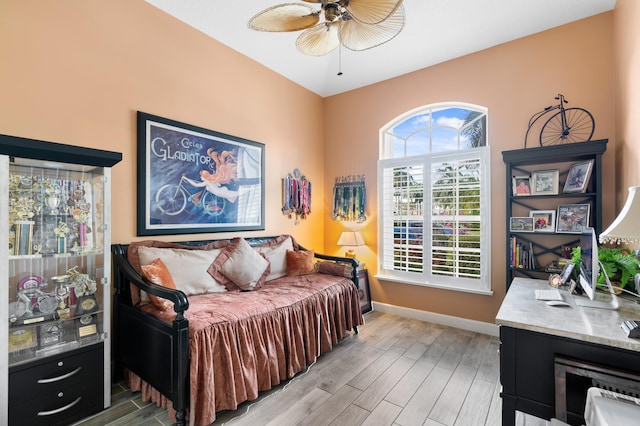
[248,0,405,56]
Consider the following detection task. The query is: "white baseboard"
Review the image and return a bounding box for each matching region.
[371,302,499,337]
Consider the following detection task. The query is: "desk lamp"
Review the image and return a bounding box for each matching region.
[337,231,365,261]
[599,186,640,245]
[599,186,640,295]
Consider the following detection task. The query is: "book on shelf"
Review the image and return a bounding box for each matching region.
[510,236,536,269]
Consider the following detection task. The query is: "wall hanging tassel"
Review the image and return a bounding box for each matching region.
[282,168,311,224]
[332,175,366,222]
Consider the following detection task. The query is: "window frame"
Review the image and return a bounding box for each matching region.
[376,103,492,295]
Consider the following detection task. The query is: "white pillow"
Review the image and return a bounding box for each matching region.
[256,236,294,281]
[219,238,270,291]
[138,246,227,295]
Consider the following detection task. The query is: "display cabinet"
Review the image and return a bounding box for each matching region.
[502,139,607,290]
[0,134,121,425]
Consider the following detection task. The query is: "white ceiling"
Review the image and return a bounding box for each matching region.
[145,0,617,97]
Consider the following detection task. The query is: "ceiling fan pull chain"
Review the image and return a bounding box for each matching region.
[337,43,343,76]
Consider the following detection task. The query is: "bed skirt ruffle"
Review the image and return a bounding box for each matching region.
[125,273,364,425]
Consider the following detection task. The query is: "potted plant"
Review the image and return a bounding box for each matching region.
[571,246,640,291]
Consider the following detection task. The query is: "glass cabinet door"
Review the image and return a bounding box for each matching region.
[3,156,110,367]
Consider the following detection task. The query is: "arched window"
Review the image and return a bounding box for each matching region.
[377,103,492,294]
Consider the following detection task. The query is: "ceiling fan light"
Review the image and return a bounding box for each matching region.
[324,4,342,23]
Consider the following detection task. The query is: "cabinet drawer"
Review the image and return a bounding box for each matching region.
[9,378,103,426]
[9,344,103,406]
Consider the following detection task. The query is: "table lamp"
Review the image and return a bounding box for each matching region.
[337,231,365,260]
[599,186,640,245]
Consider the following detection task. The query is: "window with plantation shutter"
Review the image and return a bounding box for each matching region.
[378,104,492,294]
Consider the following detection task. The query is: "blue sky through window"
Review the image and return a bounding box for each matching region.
[391,107,482,157]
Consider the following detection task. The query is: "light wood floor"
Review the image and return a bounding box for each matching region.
[74,311,548,426]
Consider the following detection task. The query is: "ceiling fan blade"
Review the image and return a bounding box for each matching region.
[345,0,403,24]
[296,23,340,56]
[248,4,319,32]
[340,3,404,51]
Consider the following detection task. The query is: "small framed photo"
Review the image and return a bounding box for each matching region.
[531,169,559,195]
[512,176,531,196]
[556,204,590,233]
[530,210,556,232]
[559,262,575,284]
[510,217,534,232]
[563,160,593,193]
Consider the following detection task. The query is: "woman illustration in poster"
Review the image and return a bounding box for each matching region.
[182,148,240,203]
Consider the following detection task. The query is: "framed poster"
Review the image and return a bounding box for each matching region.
[556,204,590,234]
[137,112,265,235]
[531,169,559,195]
[530,210,556,233]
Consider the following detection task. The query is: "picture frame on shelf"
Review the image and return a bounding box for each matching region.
[530,210,556,232]
[137,111,265,236]
[563,160,593,193]
[531,169,559,195]
[556,204,590,233]
[512,176,531,196]
[510,217,534,232]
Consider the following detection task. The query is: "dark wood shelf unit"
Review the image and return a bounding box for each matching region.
[502,139,608,290]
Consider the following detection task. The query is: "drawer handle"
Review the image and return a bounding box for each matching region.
[37,396,82,416]
[37,366,83,384]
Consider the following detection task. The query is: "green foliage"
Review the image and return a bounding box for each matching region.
[571,246,640,290]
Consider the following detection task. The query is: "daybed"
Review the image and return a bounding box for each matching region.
[111,235,364,426]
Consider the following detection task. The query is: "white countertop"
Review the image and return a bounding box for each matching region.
[496,277,640,353]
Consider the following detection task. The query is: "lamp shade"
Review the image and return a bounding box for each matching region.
[600,186,640,244]
[337,231,365,247]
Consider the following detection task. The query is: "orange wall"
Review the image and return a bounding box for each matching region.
[324,13,615,323]
[0,3,622,324]
[614,0,640,214]
[0,0,326,248]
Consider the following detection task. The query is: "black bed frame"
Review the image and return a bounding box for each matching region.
[111,237,358,426]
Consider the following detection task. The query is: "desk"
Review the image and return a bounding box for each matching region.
[496,278,640,425]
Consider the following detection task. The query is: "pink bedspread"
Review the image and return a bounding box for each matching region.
[126,272,364,425]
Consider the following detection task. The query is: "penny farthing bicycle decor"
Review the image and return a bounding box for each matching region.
[524,94,595,148]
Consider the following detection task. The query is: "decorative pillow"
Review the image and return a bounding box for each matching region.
[140,258,177,311]
[127,240,229,305]
[138,246,228,296]
[286,249,316,276]
[255,235,294,281]
[208,238,270,291]
[317,261,354,278]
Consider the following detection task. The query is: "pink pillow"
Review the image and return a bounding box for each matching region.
[140,258,177,311]
[317,261,353,278]
[286,250,316,276]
